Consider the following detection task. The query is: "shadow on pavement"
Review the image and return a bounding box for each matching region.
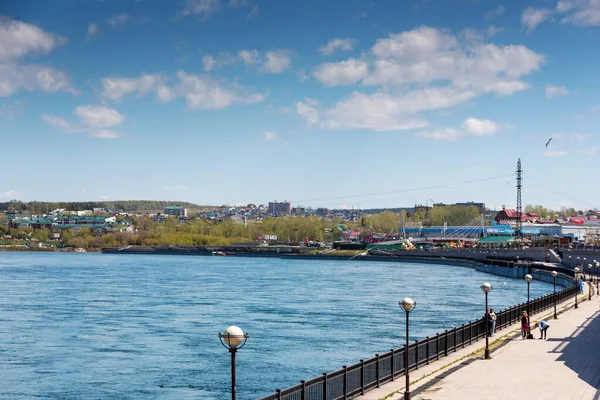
[547,310,600,391]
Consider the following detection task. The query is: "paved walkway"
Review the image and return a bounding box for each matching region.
[358,283,600,400]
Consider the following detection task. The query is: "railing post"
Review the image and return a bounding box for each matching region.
[461,324,466,348]
[322,372,327,400]
[426,337,430,365]
[277,389,282,400]
[343,366,348,400]
[415,341,419,369]
[360,359,365,395]
[436,333,440,360]
[444,330,449,356]
[301,380,306,400]
[390,349,395,381]
[375,354,380,387]
[454,328,458,352]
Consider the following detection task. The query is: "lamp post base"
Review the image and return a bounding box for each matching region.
[484,349,491,360]
[405,390,411,400]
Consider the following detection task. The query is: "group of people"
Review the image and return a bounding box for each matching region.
[486,309,550,340]
[519,311,550,339]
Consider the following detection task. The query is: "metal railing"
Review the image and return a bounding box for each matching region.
[258,284,578,400]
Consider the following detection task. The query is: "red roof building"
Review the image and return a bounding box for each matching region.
[494,209,527,223]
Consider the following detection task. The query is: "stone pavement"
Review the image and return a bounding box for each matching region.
[357,283,600,400]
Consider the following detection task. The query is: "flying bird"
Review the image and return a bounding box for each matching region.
[545,137,553,147]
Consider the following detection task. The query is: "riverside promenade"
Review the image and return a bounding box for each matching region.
[358,283,600,400]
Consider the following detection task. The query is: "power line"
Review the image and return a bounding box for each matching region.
[291,175,513,204]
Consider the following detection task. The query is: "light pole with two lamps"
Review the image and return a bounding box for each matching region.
[400,298,416,400]
[551,270,558,319]
[218,326,250,400]
[481,282,492,359]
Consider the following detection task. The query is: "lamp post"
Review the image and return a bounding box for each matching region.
[525,274,533,316]
[400,297,416,400]
[481,282,492,359]
[551,271,558,319]
[595,261,600,293]
[574,267,580,309]
[218,326,250,400]
[588,264,593,300]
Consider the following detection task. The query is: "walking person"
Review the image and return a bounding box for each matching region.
[521,311,530,340]
[538,320,550,339]
[489,308,497,337]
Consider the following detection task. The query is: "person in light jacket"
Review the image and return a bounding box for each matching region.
[489,308,497,337]
[538,320,550,339]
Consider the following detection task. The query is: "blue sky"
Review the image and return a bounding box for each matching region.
[1,0,599,210]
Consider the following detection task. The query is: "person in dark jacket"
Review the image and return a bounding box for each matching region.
[521,311,530,340]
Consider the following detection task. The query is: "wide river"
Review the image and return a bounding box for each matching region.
[0,253,555,399]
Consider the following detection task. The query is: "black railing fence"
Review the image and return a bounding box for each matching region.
[258,283,578,400]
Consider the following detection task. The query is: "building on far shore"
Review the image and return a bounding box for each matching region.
[268,201,291,216]
[164,205,187,218]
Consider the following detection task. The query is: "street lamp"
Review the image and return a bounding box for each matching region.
[588,264,593,300]
[218,326,250,400]
[595,261,600,293]
[574,267,580,309]
[481,282,492,359]
[551,271,558,319]
[525,274,533,316]
[400,297,416,400]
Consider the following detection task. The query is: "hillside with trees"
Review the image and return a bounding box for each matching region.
[0,200,206,214]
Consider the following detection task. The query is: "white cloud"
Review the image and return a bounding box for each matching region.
[0,18,64,60]
[237,49,292,73]
[0,190,19,199]
[0,18,74,97]
[545,84,569,98]
[42,105,126,139]
[106,13,133,28]
[75,106,124,129]
[162,185,188,190]
[300,26,543,132]
[298,88,479,132]
[89,130,122,139]
[87,23,99,38]
[101,74,173,102]
[318,38,355,55]
[41,115,81,133]
[312,59,368,87]
[485,5,505,20]
[263,131,278,141]
[239,49,260,65]
[559,0,600,26]
[203,55,216,71]
[0,64,75,97]
[544,150,568,156]
[580,147,600,155]
[176,71,266,109]
[99,71,265,109]
[183,0,221,18]
[262,50,292,74]
[521,8,553,32]
[417,117,500,141]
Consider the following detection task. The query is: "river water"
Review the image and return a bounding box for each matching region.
[0,253,554,399]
